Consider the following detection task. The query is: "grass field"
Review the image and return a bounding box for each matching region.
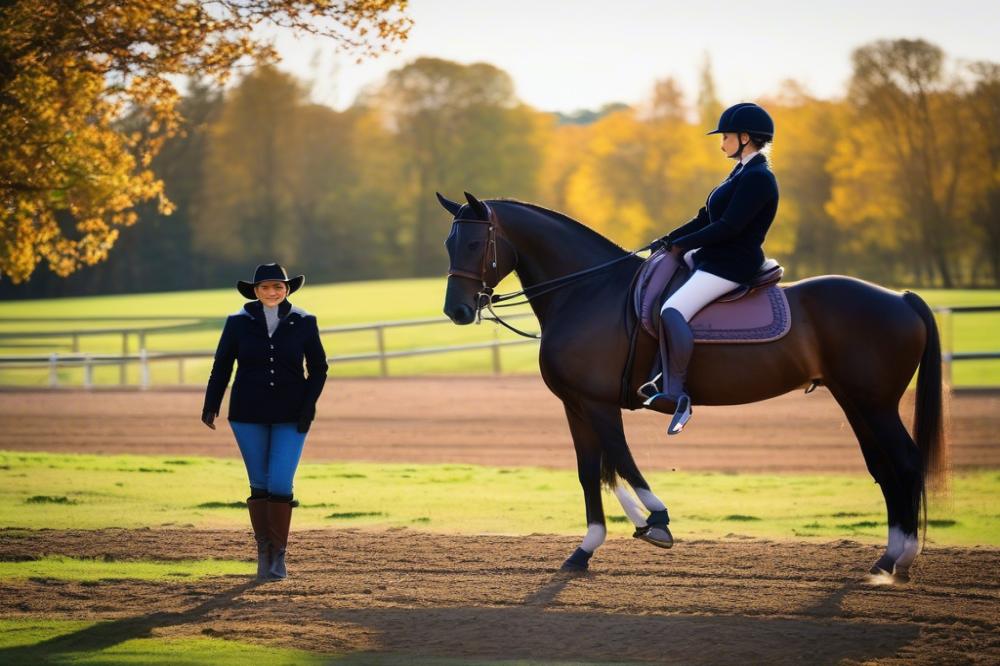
[1,278,998,386]
[2,451,996,547]
[0,619,329,665]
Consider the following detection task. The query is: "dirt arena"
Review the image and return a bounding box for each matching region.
[1,529,998,664]
[0,376,998,470]
[1,378,998,663]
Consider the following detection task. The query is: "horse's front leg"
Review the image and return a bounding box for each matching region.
[560,401,607,571]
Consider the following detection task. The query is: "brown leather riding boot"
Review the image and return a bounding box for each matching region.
[266,499,293,580]
[247,497,271,580]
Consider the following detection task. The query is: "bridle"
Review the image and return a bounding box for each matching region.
[447,203,652,339]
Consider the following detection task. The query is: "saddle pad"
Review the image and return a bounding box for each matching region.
[690,285,790,344]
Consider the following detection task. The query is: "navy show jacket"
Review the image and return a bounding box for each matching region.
[203,299,328,424]
[666,153,779,284]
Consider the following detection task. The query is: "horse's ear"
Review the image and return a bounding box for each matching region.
[436,192,462,217]
[464,191,489,219]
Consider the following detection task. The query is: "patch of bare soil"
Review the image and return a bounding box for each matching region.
[1,528,998,664]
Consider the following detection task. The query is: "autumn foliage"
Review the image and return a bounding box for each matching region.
[0,0,410,284]
[3,29,1000,293]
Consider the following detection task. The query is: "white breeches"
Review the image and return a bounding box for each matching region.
[661,249,741,321]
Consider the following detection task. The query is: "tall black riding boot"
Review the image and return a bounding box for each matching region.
[267,498,293,580]
[246,497,271,581]
[661,307,694,434]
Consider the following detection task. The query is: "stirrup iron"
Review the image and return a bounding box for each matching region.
[638,373,662,402]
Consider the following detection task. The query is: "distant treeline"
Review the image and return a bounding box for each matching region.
[4,38,999,299]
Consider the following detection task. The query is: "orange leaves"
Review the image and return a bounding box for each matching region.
[0,0,411,283]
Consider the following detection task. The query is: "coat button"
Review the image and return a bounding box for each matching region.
[270,369,275,374]
[269,382,274,386]
[270,345,274,349]
[269,357,274,362]
[290,322,294,326]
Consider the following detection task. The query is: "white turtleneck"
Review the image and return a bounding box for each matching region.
[263,304,280,337]
[740,149,759,166]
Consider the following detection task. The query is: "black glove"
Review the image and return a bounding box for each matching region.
[296,407,315,434]
[201,409,217,430]
[649,236,672,253]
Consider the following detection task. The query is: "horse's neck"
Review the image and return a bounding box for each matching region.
[495,202,627,289]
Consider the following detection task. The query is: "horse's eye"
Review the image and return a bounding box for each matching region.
[467,241,480,250]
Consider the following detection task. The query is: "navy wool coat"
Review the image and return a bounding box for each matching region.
[203,300,328,424]
[666,153,779,284]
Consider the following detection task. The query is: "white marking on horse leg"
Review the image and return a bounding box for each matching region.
[885,525,905,561]
[613,484,647,527]
[895,533,920,571]
[580,523,607,553]
[633,487,666,513]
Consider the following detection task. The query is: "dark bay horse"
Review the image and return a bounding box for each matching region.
[438,192,946,581]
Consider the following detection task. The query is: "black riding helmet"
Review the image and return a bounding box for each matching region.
[707,102,774,159]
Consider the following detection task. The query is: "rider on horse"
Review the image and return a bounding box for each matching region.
[647,102,779,435]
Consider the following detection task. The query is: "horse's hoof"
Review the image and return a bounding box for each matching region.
[869,554,897,578]
[561,547,592,572]
[892,566,911,584]
[634,525,673,549]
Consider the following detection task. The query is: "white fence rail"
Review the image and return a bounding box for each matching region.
[0,307,997,389]
[0,314,539,388]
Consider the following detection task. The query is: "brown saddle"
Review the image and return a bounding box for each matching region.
[620,249,791,410]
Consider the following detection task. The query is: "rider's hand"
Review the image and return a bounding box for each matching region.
[201,409,217,430]
[650,237,670,253]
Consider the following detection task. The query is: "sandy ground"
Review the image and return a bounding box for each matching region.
[2,379,998,663]
[1,528,998,664]
[0,377,996,471]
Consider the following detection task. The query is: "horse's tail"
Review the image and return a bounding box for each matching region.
[600,450,618,489]
[902,291,949,489]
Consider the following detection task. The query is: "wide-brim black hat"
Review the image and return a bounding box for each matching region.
[237,263,305,300]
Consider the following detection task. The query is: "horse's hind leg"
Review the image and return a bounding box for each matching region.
[832,390,922,580]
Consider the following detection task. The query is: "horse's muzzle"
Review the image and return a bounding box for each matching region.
[444,303,475,325]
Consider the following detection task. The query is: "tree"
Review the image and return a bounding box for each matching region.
[0,0,411,283]
[966,62,1000,285]
[361,57,546,275]
[830,39,973,286]
[764,82,846,277]
[696,54,722,128]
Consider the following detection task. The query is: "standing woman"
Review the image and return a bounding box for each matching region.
[202,263,328,581]
[646,102,779,435]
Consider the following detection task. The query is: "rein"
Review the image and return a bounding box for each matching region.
[448,208,653,339]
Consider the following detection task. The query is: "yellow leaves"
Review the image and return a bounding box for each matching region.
[0,0,412,283]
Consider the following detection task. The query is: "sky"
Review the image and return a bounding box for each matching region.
[270,0,1000,114]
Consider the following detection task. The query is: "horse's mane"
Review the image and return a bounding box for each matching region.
[490,198,629,255]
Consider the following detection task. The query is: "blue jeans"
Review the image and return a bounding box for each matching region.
[229,422,306,497]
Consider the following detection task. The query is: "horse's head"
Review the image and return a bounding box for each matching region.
[438,191,517,325]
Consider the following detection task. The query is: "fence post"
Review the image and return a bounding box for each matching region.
[375,326,388,377]
[940,308,954,389]
[139,348,150,389]
[83,354,93,389]
[491,327,502,375]
[72,333,79,353]
[178,357,185,385]
[120,331,128,385]
[48,352,59,388]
